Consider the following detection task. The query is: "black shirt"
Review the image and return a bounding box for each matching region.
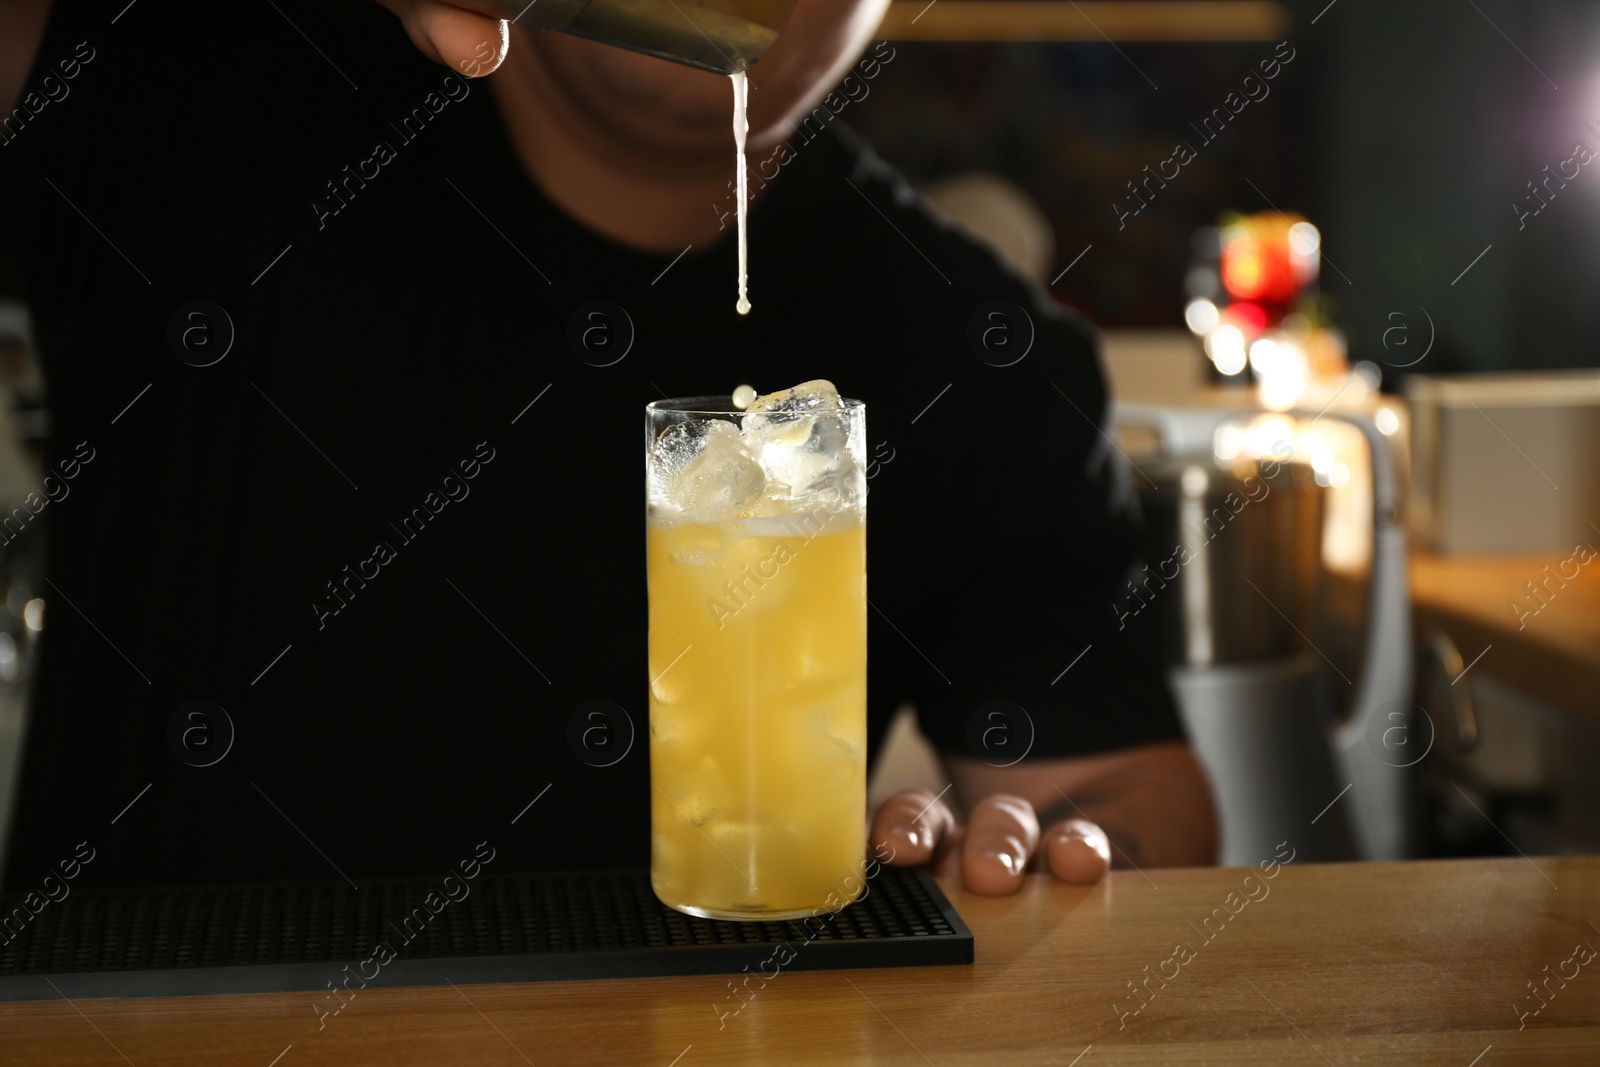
[0,0,1180,890]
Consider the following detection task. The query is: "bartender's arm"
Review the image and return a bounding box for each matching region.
[873,742,1218,894]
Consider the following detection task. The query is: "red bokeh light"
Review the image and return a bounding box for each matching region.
[1222,301,1268,333]
[1222,235,1298,305]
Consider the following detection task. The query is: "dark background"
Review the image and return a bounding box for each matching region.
[841,0,1600,375]
[6,1,1596,375]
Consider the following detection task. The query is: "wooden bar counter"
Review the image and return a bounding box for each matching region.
[1411,550,1600,715]
[3,857,1596,1064]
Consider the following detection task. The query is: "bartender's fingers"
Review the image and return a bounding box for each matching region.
[869,788,958,868]
[1041,818,1112,884]
[374,0,509,76]
[960,795,1040,896]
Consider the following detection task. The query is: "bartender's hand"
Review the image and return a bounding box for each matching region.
[374,0,510,76]
[871,789,1111,893]
[869,743,1218,895]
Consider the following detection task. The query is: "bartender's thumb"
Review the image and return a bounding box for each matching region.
[375,0,510,77]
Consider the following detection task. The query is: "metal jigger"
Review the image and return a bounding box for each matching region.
[456,0,798,74]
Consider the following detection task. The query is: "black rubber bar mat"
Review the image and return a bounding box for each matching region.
[0,865,971,1000]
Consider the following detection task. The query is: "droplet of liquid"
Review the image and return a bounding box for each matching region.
[732,384,757,410]
[731,70,751,316]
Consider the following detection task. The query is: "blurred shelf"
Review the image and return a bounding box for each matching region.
[1102,329,1208,406]
[1410,551,1600,719]
[878,1,1291,42]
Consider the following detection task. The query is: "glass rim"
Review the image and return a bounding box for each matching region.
[647,396,865,416]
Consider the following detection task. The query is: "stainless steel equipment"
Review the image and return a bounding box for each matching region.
[460,0,797,74]
[1132,454,1323,667]
[1116,402,1412,865]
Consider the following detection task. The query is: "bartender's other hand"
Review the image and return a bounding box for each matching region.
[374,0,510,76]
[870,789,1112,894]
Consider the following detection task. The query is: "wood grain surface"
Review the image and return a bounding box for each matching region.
[3,857,1596,1065]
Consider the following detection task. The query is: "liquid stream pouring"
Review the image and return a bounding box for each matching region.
[461,0,797,313]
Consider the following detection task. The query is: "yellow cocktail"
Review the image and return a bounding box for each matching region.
[646,384,866,920]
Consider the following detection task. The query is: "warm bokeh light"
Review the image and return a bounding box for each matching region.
[1288,221,1321,256]
[1222,239,1265,299]
[1185,297,1220,335]
[1287,221,1321,285]
[1254,336,1308,410]
[1213,421,1244,463]
[1248,336,1280,374]
[1189,211,1341,390]
[1223,301,1268,333]
[1219,215,1304,306]
[1205,323,1248,375]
